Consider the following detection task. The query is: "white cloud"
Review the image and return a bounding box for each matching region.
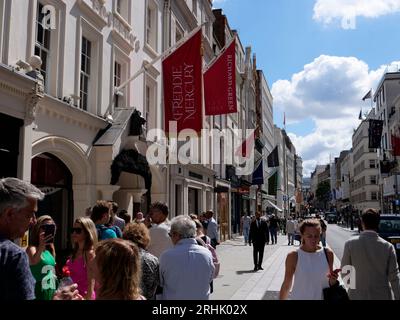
[213,0,228,6]
[271,55,400,176]
[313,0,400,25]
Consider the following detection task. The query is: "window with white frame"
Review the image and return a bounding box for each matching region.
[371,191,378,201]
[80,36,91,111]
[114,61,122,108]
[35,1,51,91]
[146,0,157,51]
[370,175,377,185]
[369,160,376,168]
[113,47,129,110]
[145,76,157,131]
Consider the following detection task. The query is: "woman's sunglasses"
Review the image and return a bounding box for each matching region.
[71,227,83,234]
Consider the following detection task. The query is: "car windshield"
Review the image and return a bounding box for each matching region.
[379,218,400,234]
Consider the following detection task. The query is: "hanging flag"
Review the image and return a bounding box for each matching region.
[368,119,384,149]
[252,159,264,185]
[391,134,400,156]
[268,171,278,196]
[362,90,372,101]
[267,146,279,167]
[163,30,203,135]
[204,39,237,115]
[235,131,255,158]
[358,109,362,120]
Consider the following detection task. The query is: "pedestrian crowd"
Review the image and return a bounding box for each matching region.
[0,177,219,301]
[1,177,399,301]
[240,208,400,300]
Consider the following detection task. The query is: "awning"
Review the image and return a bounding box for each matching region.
[266,200,283,212]
[214,186,229,193]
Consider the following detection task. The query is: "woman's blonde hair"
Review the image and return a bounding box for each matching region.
[29,215,55,247]
[123,222,150,249]
[95,239,141,300]
[71,217,98,261]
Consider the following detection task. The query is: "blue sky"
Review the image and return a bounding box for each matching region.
[213,0,400,175]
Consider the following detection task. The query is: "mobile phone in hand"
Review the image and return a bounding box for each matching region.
[41,224,56,243]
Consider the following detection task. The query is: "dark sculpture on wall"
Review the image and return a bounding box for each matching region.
[110,149,152,210]
[129,109,147,136]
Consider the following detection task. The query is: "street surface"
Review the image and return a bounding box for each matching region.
[212,223,354,300]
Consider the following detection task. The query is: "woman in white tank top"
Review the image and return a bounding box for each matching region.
[279,219,341,300]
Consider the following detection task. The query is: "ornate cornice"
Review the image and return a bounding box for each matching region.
[0,80,27,98]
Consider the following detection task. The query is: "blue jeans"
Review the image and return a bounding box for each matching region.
[270,227,277,244]
[288,233,294,245]
[243,226,250,244]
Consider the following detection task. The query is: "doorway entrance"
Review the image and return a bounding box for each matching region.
[0,113,23,178]
[31,153,73,256]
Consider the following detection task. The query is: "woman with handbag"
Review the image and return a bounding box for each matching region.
[279,219,341,300]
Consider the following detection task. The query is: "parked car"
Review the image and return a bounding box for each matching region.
[326,213,338,224]
[378,214,400,266]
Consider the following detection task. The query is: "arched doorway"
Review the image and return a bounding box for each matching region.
[31,153,73,256]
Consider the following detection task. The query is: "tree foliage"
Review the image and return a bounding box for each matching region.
[316,180,331,208]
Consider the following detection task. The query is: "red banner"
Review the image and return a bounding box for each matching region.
[204,39,237,116]
[163,30,203,134]
[391,134,400,156]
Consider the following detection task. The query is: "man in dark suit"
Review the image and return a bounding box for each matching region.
[249,212,269,271]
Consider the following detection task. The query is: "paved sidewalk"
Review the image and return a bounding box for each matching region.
[212,234,341,300]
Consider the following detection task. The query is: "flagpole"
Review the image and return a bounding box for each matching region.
[116,23,206,93]
[203,36,236,73]
[103,23,207,118]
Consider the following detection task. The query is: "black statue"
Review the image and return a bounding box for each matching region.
[129,109,147,136]
[110,149,152,209]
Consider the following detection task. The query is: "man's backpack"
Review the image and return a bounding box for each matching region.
[109,225,122,238]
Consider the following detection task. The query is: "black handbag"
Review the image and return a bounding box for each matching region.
[322,248,350,301]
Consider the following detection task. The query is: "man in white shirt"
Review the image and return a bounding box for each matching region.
[286,216,296,246]
[159,215,215,300]
[147,202,173,259]
[206,210,219,248]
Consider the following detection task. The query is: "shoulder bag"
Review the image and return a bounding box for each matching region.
[322,248,349,301]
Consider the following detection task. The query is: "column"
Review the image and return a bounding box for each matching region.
[97,185,121,201]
